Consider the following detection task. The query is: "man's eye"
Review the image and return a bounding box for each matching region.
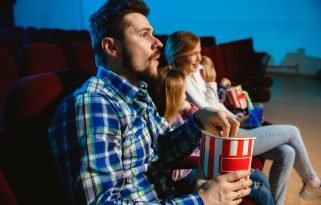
[141,33,148,38]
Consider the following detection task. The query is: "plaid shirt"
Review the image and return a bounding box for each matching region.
[48,66,204,205]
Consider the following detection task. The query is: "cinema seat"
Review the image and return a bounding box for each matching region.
[0,47,19,127]
[0,70,90,205]
[68,42,97,75]
[18,43,68,77]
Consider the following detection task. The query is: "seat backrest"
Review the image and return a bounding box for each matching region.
[201,45,227,83]
[0,170,18,205]
[200,36,216,48]
[0,47,17,77]
[219,42,239,81]
[0,47,19,127]
[55,30,91,56]
[212,46,228,83]
[0,70,90,205]
[68,41,97,75]
[18,43,68,77]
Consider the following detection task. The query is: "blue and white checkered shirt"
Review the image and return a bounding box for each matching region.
[48,66,204,205]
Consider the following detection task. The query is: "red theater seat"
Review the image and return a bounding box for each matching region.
[0,70,90,205]
[18,43,68,77]
[201,45,227,83]
[0,47,19,127]
[0,171,18,205]
[68,42,97,75]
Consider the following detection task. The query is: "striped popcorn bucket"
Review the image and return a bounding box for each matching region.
[226,85,248,110]
[199,133,255,180]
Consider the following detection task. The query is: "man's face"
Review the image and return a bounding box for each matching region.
[119,13,163,84]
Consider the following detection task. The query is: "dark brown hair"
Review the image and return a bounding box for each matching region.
[89,0,149,67]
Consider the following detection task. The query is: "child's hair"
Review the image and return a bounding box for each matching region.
[149,66,186,121]
[201,55,214,70]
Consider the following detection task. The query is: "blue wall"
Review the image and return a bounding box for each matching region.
[14,0,321,66]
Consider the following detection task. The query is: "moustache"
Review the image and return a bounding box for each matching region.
[148,50,161,61]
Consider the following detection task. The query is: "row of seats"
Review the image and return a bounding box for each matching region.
[0,33,271,122]
[0,43,96,123]
[0,26,90,62]
[201,39,272,103]
[0,28,98,204]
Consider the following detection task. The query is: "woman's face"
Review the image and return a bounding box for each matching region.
[174,41,202,75]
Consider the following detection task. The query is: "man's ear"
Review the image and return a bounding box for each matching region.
[102,37,119,57]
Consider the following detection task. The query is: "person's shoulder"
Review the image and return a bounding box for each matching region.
[75,76,118,99]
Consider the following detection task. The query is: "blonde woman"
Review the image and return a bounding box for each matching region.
[164,31,321,205]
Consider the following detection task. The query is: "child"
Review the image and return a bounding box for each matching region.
[200,55,248,119]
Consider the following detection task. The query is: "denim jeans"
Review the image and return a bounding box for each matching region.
[246,169,274,205]
[239,125,317,205]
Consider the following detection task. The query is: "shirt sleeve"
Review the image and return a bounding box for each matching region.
[74,93,126,204]
[156,113,203,165]
[185,74,237,119]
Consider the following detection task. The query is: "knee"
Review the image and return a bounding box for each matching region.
[287,125,302,139]
[250,169,270,187]
[277,144,295,165]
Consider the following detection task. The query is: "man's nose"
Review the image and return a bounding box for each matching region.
[151,36,163,50]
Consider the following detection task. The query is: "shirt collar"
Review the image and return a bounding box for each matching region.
[96,66,149,104]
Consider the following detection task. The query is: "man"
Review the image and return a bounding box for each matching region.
[48,0,251,204]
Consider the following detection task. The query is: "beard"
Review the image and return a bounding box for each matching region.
[121,44,161,85]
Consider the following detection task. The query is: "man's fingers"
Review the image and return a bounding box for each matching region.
[227,116,240,137]
[215,111,230,138]
[223,170,251,183]
[195,108,242,138]
[199,109,231,137]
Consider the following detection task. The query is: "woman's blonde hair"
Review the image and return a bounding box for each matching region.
[165,31,200,66]
[149,66,186,121]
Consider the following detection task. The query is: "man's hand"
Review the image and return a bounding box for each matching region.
[194,107,239,138]
[196,170,252,205]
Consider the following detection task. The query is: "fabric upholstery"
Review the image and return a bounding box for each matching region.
[0,70,90,205]
[69,42,97,75]
[18,43,68,77]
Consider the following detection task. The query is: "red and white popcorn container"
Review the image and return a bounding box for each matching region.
[199,133,255,180]
[226,85,248,110]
